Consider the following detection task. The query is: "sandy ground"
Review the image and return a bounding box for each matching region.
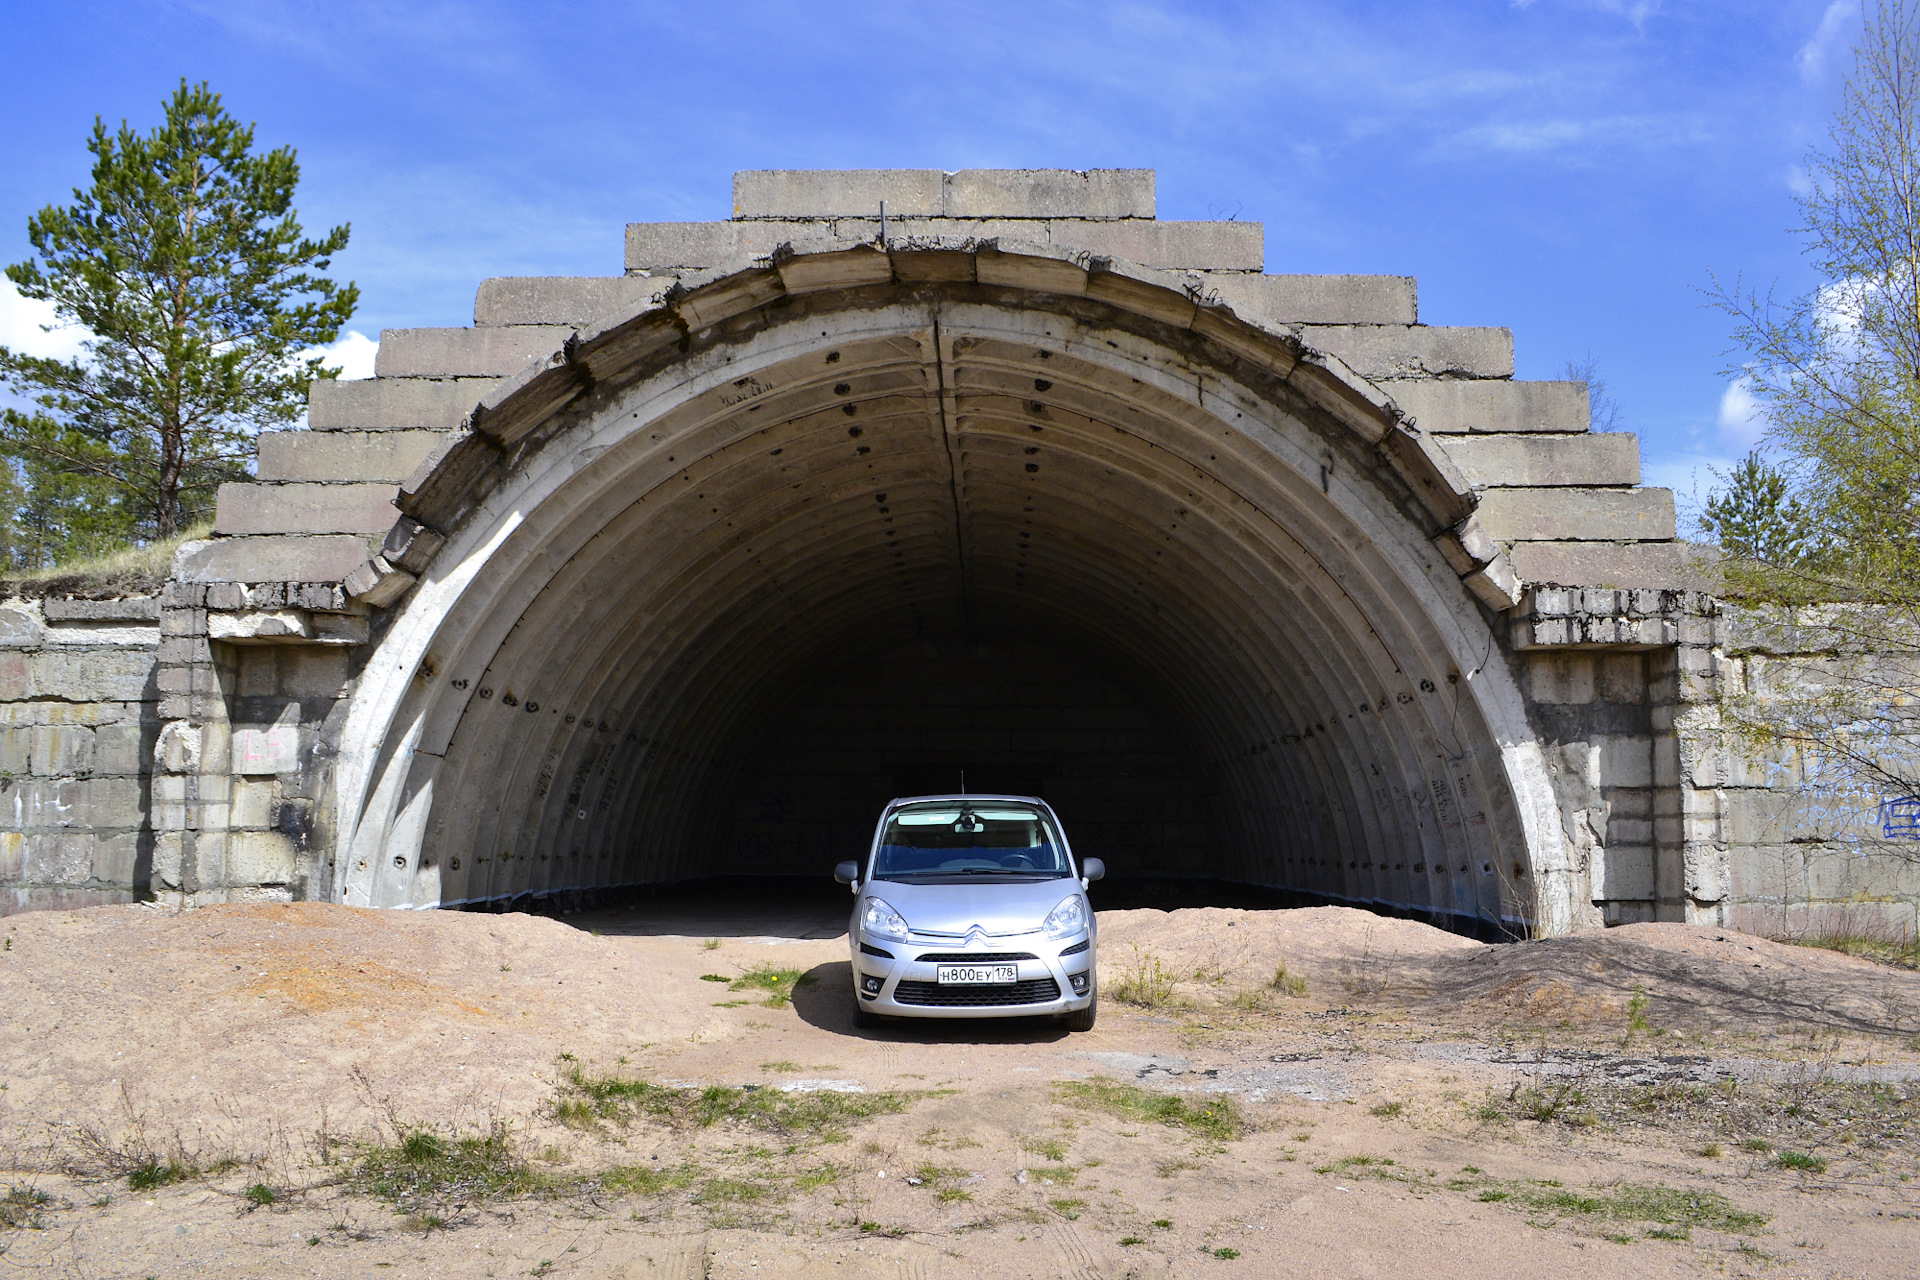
[0,899,1916,1279]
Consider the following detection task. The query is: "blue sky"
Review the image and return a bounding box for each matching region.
[0,1,1862,524]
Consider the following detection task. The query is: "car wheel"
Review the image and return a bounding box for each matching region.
[1062,992,1096,1032]
[851,995,884,1029]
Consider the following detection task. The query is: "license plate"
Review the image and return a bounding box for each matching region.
[937,964,1017,985]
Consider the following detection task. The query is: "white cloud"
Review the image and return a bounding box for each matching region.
[301,330,379,380]
[0,279,89,363]
[1797,1,1856,84]
[1717,376,1769,449]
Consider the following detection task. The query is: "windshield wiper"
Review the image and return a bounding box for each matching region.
[955,867,1058,876]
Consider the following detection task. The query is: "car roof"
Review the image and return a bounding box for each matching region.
[886,793,1048,807]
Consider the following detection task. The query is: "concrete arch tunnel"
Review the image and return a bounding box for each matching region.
[328,241,1572,935]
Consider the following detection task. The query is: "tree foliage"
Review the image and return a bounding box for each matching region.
[1709,0,1920,806]
[0,80,356,558]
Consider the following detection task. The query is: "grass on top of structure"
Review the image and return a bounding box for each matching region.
[0,522,210,599]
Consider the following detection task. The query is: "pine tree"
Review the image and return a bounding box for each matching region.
[0,80,357,559]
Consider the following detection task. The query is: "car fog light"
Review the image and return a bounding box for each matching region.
[1068,971,1089,995]
[861,974,884,995]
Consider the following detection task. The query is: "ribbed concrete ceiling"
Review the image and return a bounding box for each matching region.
[338,260,1550,934]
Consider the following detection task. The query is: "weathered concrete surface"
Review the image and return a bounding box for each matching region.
[374,326,573,379]
[1202,273,1417,325]
[474,276,677,327]
[1302,325,1515,380]
[0,596,158,915]
[1437,433,1639,488]
[625,217,1265,272]
[173,536,375,585]
[1386,379,1589,433]
[1476,487,1676,541]
[308,376,495,430]
[733,167,1155,219]
[257,430,447,484]
[213,483,397,536]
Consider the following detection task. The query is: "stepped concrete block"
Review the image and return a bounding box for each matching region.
[1509,540,1718,590]
[257,430,448,484]
[1301,325,1513,379]
[737,168,946,218]
[42,598,159,623]
[1477,487,1675,541]
[0,608,42,648]
[626,221,789,269]
[626,216,1262,273]
[215,482,398,536]
[174,536,375,585]
[1204,273,1416,325]
[1073,220,1262,271]
[474,276,677,327]
[309,376,495,431]
[1386,379,1588,433]
[375,326,572,379]
[944,169,1154,219]
[1437,434,1641,488]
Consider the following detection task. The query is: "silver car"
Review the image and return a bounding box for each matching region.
[834,795,1102,1031]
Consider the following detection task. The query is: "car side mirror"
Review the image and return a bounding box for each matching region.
[1081,857,1105,884]
[834,860,861,888]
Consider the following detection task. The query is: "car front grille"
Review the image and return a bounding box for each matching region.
[893,977,1062,1007]
[914,951,1038,963]
[1058,939,1089,956]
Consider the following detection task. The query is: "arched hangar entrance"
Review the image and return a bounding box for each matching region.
[333,244,1573,934]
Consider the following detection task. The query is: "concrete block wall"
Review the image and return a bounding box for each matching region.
[0,596,160,915]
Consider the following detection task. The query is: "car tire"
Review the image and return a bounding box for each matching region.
[852,995,884,1029]
[1062,992,1097,1032]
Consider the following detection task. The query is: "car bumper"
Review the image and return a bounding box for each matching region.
[850,933,1095,1019]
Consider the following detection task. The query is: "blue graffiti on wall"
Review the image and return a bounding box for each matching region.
[1879,796,1920,839]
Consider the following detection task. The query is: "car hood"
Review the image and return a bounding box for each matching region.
[865,877,1084,938]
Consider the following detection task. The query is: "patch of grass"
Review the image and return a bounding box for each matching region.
[702,938,721,951]
[1109,949,1180,1008]
[1646,1226,1690,1241]
[760,1061,802,1073]
[127,1159,193,1191]
[1155,1160,1199,1178]
[1442,1171,1768,1235]
[1698,1143,1722,1158]
[791,1164,840,1191]
[1775,1150,1827,1173]
[1049,1197,1087,1219]
[354,1126,555,1203]
[1,1184,52,1229]
[5,522,211,594]
[695,1177,765,1204]
[600,1163,695,1195]
[1369,1101,1404,1118]
[1022,1136,1069,1162]
[1777,930,1920,971]
[1057,1078,1243,1141]
[728,965,814,1008]
[398,1212,446,1232]
[699,974,731,983]
[244,1183,275,1207]
[554,1067,908,1138]
[1270,964,1308,998]
[1119,1235,1145,1246]
[1625,986,1652,1038]
[1741,1138,1772,1153]
[1211,1247,1240,1259]
[1153,1218,1173,1228]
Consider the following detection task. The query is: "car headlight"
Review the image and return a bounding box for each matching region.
[1044,894,1087,939]
[862,897,911,942]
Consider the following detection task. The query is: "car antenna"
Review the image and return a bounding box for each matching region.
[960,770,966,796]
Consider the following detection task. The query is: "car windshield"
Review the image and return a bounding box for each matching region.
[872,802,1071,879]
